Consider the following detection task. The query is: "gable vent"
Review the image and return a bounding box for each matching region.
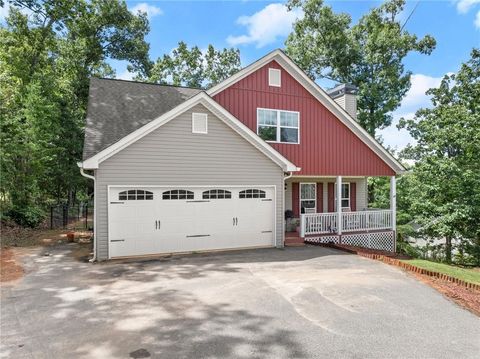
[192,113,208,134]
[268,68,281,87]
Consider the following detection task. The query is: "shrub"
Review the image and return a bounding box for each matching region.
[5,205,45,228]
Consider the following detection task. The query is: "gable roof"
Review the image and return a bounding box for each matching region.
[208,49,405,174]
[83,78,202,160]
[81,91,298,172]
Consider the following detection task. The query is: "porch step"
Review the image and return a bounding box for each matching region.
[285,232,305,247]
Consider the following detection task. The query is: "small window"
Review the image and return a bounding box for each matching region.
[192,113,208,134]
[300,183,316,214]
[202,189,232,199]
[162,189,194,200]
[119,189,153,201]
[257,108,299,144]
[335,183,350,209]
[268,68,281,87]
[239,189,266,199]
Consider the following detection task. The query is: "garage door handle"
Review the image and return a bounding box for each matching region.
[155,220,157,229]
[236,217,238,225]
[110,239,125,242]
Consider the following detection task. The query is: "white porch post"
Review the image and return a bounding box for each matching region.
[390,176,396,232]
[336,176,342,235]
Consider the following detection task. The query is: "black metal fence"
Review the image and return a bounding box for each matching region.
[49,202,93,230]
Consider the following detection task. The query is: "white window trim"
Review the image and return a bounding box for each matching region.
[256,108,300,145]
[335,182,351,209]
[192,112,208,134]
[300,182,316,214]
[268,68,281,87]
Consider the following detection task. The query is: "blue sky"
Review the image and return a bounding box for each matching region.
[2,1,479,150]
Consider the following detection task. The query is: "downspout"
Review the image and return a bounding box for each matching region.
[78,164,96,262]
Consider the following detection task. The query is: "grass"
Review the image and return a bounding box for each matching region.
[401,259,480,285]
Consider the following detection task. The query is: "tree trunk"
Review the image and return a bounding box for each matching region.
[445,236,452,264]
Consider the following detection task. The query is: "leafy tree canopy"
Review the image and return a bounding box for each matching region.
[285,0,436,135]
[147,41,241,89]
[0,0,151,224]
[398,48,480,264]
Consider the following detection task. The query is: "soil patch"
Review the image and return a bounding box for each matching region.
[0,248,24,283]
[1,224,92,248]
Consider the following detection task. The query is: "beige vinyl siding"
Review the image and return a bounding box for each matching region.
[285,181,292,212]
[95,104,284,260]
[333,94,357,120]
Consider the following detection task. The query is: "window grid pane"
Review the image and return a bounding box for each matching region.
[202,189,232,199]
[258,109,299,143]
[258,109,277,125]
[119,190,153,201]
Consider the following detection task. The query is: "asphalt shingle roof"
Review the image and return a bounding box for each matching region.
[83,78,202,160]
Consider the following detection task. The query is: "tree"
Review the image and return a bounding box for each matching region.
[398,49,480,265]
[148,41,241,88]
[285,0,436,136]
[0,0,151,225]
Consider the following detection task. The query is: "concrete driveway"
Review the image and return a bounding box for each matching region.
[1,244,479,359]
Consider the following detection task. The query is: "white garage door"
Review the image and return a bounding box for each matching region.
[108,186,275,258]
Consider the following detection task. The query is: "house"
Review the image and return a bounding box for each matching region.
[79,49,404,261]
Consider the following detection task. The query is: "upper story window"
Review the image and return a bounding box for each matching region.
[257,108,299,144]
[192,112,208,134]
[119,189,153,201]
[162,189,194,200]
[268,68,281,87]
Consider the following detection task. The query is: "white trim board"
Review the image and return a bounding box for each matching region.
[81,92,298,172]
[208,49,405,174]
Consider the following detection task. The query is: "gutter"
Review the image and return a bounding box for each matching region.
[78,162,96,262]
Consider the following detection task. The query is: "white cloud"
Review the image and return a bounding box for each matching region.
[455,0,480,14]
[378,74,444,151]
[130,3,163,19]
[454,0,480,29]
[475,10,480,27]
[117,69,135,81]
[378,112,416,151]
[226,3,303,48]
[400,74,443,110]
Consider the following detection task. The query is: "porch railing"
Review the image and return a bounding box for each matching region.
[300,209,393,237]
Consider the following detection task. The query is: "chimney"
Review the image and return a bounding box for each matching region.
[327,84,358,120]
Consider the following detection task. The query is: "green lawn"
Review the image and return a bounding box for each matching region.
[401,259,480,285]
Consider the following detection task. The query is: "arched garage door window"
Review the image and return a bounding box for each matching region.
[202,189,232,199]
[239,189,266,199]
[119,189,153,200]
[162,189,194,200]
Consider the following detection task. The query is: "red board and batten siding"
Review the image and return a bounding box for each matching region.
[213,60,395,176]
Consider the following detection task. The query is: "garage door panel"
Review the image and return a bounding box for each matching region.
[108,186,275,258]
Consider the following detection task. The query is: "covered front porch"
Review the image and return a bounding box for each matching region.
[285,175,397,252]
